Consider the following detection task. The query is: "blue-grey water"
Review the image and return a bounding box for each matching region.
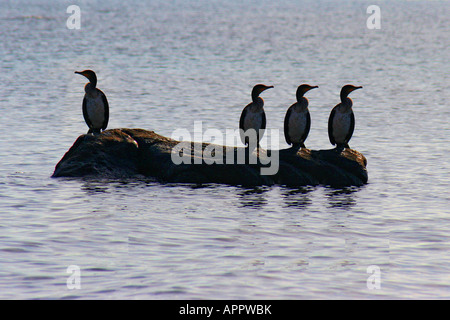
[0,0,449,299]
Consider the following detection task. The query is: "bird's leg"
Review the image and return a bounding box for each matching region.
[244,145,250,164]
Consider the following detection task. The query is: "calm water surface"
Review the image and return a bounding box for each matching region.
[0,0,449,299]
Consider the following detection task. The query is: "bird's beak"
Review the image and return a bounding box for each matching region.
[309,86,319,90]
[75,71,91,82]
[352,86,363,92]
[259,85,274,95]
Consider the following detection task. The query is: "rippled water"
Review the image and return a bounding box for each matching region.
[0,0,449,299]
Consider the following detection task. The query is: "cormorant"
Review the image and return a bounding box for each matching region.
[239,84,273,149]
[284,84,318,150]
[328,84,362,149]
[75,69,109,134]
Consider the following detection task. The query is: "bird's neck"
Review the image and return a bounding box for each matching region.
[340,97,353,109]
[84,82,96,94]
[295,97,308,111]
[251,91,260,102]
[251,97,264,110]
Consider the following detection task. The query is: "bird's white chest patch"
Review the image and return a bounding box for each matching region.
[86,93,105,128]
[332,109,352,143]
[288,109,308,142]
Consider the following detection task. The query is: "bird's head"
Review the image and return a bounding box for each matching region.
[296,84,318,101]
[251,84,274,102]
[75,70,97,87]
[340,84,362,101]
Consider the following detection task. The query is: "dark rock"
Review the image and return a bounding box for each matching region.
[52,128,368,187]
